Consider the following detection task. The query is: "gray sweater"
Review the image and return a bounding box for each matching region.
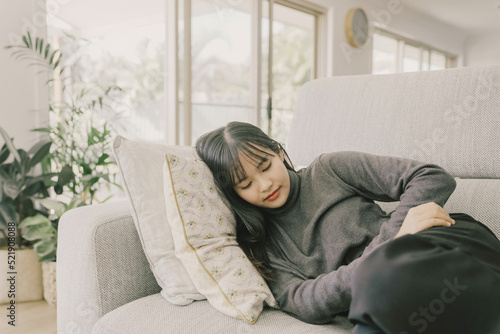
[262,151,457,324]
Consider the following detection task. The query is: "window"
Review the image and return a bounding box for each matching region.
[372,30,456,74]
[170,0,326,147]
[46,0,325,148]
[187,0,254,145]
[47,0,167,142]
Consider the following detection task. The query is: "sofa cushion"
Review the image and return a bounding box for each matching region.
[163,148,277,324]
[92,293,354,334]
[288,65,500,179]
[112,136,205,305]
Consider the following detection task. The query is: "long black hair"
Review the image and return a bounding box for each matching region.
[195,121,295,280]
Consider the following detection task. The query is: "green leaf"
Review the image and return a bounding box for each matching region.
[27,31,33,48]
[23,180,43,196]
[18,214,53,240]
[18,214,49,228]
[49,50,59,66]
[0,127,21,164]
[38,198,66,218]
[34,239,56,257]
[0,143,9,164]
[96,153,109,165]
[111,182,123,191]
[88,127,101,146]
[0,167,10,182]
[19,197,35,217]
[81,163,92,175]
[53,55,62,69]
[44,43,50,59]
[38,39,44,55]
[57,165,74,186]
[3,180,21,199]
[28,140,51,169]
[40,185,50,198]
[31,127,51,133]
[24,173,58,187]
[39,253,56,262]
[0,202,18,229]
[22,34,29,48]
[17,149,30,174]
[54,184,63,195]
[100,194,114,203]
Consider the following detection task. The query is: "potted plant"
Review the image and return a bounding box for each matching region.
[0,126,65,304]
[5,32,123,307]
[17,197,84,306]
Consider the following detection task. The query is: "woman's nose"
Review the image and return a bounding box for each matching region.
[259,176,273,192]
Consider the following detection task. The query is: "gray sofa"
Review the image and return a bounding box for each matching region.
[57,65,500,333]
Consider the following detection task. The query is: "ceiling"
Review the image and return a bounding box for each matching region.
[52,0,500,37]
[53,0,164,33]
[403,0,500,35]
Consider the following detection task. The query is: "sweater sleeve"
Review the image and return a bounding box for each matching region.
[319,151,457,253]
[268,151,457,324]
[268,259,356,324]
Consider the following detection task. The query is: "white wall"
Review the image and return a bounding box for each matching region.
[310,0,467,76]
[465,32,500,67]
[0,0,49,150]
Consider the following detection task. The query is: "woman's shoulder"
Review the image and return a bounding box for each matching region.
[299,151,379,178]
[292,152,341,173]
[310,150,367,167]
[292,151,379,175]
[293,151,351,175]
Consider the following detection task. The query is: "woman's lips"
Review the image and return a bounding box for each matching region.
[265,187,280,201]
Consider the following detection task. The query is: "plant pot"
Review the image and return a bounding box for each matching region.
[41,261,57,307]
[0,247,43,304]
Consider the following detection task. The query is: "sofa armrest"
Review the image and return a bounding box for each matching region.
[57,200,161,334]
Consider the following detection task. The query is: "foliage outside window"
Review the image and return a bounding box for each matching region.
[47,13,167,144]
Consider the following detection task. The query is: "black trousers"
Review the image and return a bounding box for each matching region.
[348,213,500,334]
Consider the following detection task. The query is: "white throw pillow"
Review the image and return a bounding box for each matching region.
[112,136,205,305]
[163,147,278,324]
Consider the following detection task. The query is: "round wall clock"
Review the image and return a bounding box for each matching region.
[345,8,370,48]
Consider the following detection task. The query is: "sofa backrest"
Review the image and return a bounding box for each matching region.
[287,65,500,237]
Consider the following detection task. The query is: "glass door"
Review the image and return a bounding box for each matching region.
[170,0,324,146]
[188,0,254,144]
[262,0,317,147]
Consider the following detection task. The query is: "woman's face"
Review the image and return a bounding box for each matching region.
[232,147,290,209]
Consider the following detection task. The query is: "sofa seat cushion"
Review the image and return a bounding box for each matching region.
[92,293,354,334]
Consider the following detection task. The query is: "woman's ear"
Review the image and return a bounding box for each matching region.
[278,149,284,162]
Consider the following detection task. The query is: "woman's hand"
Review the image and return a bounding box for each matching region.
[394,202,455,239]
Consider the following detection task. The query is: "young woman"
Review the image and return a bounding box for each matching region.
[195,121,500,334]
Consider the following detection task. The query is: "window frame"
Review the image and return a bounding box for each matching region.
[372,28,457,74]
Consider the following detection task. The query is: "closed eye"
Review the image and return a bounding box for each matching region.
[241,163,272,190]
